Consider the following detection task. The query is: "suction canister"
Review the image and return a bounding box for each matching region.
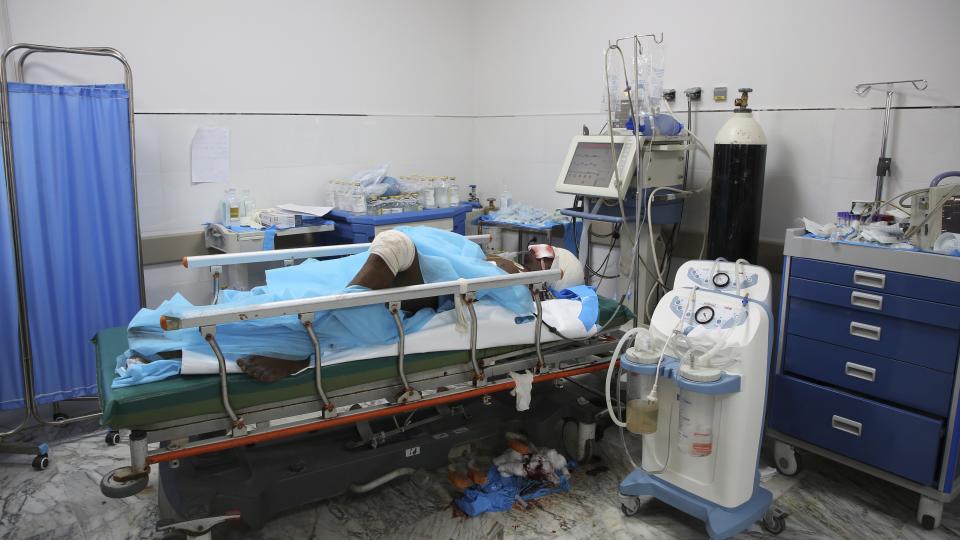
[706,88,767,262]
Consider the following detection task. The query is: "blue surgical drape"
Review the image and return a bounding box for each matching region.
[4,82,141,405]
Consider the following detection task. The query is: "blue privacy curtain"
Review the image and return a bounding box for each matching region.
[7,82,141,404]
[0,163,23,410]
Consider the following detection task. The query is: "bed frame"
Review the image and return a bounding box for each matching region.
[100,235,622,535]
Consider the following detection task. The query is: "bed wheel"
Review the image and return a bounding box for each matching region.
[105,431,121,446]
[53,412,68,422]
[101,467,149,498]
[32,454,50,471]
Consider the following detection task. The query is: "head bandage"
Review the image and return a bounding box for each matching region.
[549,247,584,291]
[369,230,416,275]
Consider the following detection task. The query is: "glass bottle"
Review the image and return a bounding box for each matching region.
[351,182,367,214]
[436,176,450,208]
[422,178,437,208]
[448,177,460,207]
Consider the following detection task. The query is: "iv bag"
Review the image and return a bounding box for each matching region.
[644,42,666,115]
[601,47,624,114]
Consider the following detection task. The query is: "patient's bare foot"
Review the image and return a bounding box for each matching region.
[237,355,310,382]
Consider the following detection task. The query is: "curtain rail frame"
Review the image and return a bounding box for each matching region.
[0,44,143,432]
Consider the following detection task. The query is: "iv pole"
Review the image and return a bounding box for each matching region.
[854,79,927,211]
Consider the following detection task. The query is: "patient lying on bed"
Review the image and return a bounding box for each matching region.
[118,227,584,386]
[237,230,582,381]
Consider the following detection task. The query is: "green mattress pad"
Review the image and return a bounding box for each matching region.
[97,296,632,429]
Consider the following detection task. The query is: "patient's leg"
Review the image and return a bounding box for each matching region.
[239,232,433,382]
[237,356,309,383]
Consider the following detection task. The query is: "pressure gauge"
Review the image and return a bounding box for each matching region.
[712,272,730,288]
[695,306,715,325]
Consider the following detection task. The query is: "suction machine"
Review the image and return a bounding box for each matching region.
[605,259,785,539]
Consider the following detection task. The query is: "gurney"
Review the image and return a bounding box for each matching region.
[96,235,631,535]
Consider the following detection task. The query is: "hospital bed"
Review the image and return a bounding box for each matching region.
[95,235,632,535]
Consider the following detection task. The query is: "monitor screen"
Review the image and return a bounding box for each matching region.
[562,142,622,188]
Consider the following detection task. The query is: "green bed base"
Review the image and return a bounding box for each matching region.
[97,297,632,429]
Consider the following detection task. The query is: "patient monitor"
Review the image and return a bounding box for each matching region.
[555,136,638,199]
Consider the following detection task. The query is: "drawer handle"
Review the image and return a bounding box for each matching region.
[850,321,882,341]
[853,270,886,289]
[844,362,877,382]
[850,291,883,311]
[831,415,863,437]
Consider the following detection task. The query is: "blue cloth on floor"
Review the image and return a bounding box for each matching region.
[455,465,573,517]
[114,227,534,387]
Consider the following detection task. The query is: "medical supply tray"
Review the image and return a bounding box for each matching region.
[96,296,632,429]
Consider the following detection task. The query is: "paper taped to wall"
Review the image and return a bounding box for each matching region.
[191,127,230,184]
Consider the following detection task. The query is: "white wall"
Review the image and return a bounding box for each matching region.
[6,0,960,305]
[469,0,960,241]
[7,0,477,304]
[8,0,477,235]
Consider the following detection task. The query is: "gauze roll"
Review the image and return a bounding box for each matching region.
[368,230,416,275]
[550,247,584,291]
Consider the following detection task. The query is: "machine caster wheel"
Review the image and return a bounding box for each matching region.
[100,467,149,498]
[620,496,641,517]
[105,431,121,446]
[917,496,943,530]
[53,412,68,422]
[762,508,787,535]
[774,441,802,477]
[32,454,50,470]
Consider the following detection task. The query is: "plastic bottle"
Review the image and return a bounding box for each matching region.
[220,190,229,224]
[499,189,513,210]
[436,176,450,208]
[448,177,460,206]
[241,189,255,218]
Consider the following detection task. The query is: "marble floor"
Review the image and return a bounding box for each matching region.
[2,419,960,540]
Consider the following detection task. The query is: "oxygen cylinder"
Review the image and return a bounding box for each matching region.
[706,88,767,262]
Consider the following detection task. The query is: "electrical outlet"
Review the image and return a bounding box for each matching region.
[713,86,727,102]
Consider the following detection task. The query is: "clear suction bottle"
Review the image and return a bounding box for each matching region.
[677,361,721,457]
[623,337,661,435]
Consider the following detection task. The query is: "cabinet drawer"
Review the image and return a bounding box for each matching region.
[787,298,959,373]
[789,277,960,330]
[790,258,960,307]
[783,335,952,416]
[769,375,943,486]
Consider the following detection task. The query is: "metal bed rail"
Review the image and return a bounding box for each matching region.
[161,268,559,330]
[0,44,140,450]
[183,233,493,269]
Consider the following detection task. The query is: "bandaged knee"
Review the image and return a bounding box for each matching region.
[369,230,416,275]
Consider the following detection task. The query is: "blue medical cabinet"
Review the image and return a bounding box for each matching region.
[768,228,960,530]
[324,203,472,244]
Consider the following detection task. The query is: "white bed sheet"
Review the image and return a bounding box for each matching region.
[180,298,595,375]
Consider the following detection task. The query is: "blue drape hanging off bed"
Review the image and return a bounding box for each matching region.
[5,82,141,405]
[0,164,23,410]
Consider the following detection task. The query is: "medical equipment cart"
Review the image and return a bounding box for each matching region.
[768,228,960,530]
[477,217,566,253]
[203,221,335,292]
[324,202,472,244]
